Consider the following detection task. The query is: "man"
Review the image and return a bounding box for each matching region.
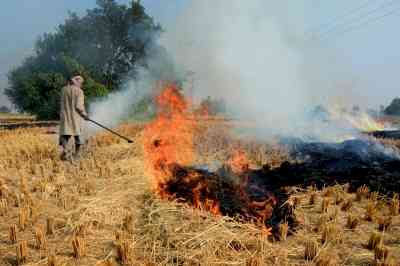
[59,75,89,161]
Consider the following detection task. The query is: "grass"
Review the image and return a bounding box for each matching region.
[0,124,399,265]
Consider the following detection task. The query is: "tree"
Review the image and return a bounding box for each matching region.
[384,97,400,116]
[6,55,108,119]
[6,0,161,119]
[0,106,11,113]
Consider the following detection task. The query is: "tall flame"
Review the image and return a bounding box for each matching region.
[143,82,278,230]
[143,83,195,193]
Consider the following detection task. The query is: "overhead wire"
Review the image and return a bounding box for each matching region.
[306,0,400,41]
[316,5,400,41]
[304,0,375,38]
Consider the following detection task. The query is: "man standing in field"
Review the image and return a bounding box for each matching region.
[59,75,89,161]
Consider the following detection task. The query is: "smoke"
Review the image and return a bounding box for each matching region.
[87,19,180,134]
[88,71,149,132]
[88,0,386,142]
[159,0,367,141]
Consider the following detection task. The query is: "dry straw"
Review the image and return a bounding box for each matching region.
[328,206,339,222]
[322,223,341,244]
[246,256,264,266]
[367,231,383,250]
[377,216,392,232]
[47,250,57,266]
[0,198,8,216]
[114,230,124,242]
[341,199,353,212]
[323,187,335,198]
[72,235,86,258]
[321,197,330,213]
[18,206,29,231]
[369,191,379,202]
[16,240,28,265]
[389,193,399,216]
[19,176,28,194]
[304,238,318,260]
[334,192,345,205]
[309,192,317,205]
[9,224,18,243]
[34,226,47,250]
[96,258,116,266]
[375,244,389,262]
[316,214,329,232]
[365,201,377,221]
[73,222,88,237]
[346,215,360,230]
[0,177,4,190]
[315,250,338,266]
[278,222,289,241]
[356,185,369,201]
[293,196,301,208]
[123,213,134,234]
[116,240,133,265]
[46,217,54,235]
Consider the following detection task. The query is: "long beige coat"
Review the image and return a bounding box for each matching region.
[59,85,87,136]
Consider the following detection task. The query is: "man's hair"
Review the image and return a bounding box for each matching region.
[70,75,85,84]
[69,72,84,81]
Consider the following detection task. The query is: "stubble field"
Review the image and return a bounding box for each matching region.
[0,123,399,266]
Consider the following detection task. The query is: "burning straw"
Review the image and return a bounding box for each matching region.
[142,83,292,231]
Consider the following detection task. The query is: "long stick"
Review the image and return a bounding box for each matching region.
[87,118,134,143]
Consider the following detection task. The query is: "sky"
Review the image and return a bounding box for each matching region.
[0,0,400,110]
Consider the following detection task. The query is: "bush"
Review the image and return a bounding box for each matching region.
[384,97,400,116]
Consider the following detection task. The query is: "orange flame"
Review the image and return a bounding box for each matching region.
[143,82,276,230]
[143,83,195,192]
[227,150,250,174]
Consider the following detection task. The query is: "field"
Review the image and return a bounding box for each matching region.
[0,123,399,266]
[0,113,57,131]
[0,113,35,123]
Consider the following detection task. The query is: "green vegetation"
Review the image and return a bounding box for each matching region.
[5,0,161,120]
[384,97,400,116]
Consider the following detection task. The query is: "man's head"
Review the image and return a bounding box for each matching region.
[70,75,85,88]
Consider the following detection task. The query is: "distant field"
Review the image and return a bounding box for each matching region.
[0,113,36,123]
[0,113,59,130]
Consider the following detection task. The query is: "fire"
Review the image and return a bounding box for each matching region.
[143,83,196,192]
[327,107,389,132]
[143,82,281,231]
[227,150,250,174]
[344,113,386,132]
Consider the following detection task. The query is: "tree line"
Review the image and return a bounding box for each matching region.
[4,0,400,119]
[5,0,161,119]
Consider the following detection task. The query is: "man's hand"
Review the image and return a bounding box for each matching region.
[75,107,89,120]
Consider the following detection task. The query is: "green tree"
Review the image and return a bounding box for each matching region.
[6,55,107,119]
[0,106,11,113]
[384,97,400,116]
[6,0,161,119]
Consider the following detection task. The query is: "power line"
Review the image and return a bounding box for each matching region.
[307,0,400,41]
[316,6,400,41]
[304,0,375,37]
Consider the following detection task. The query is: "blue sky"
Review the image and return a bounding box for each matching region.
[0,0,399,109]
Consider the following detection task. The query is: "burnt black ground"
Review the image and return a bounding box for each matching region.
[256,139,400,195]
[163,138,400,236]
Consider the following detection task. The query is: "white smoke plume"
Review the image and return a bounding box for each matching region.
[88,0,380,142]
[161,0,365,141]
[87,68,153,134]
